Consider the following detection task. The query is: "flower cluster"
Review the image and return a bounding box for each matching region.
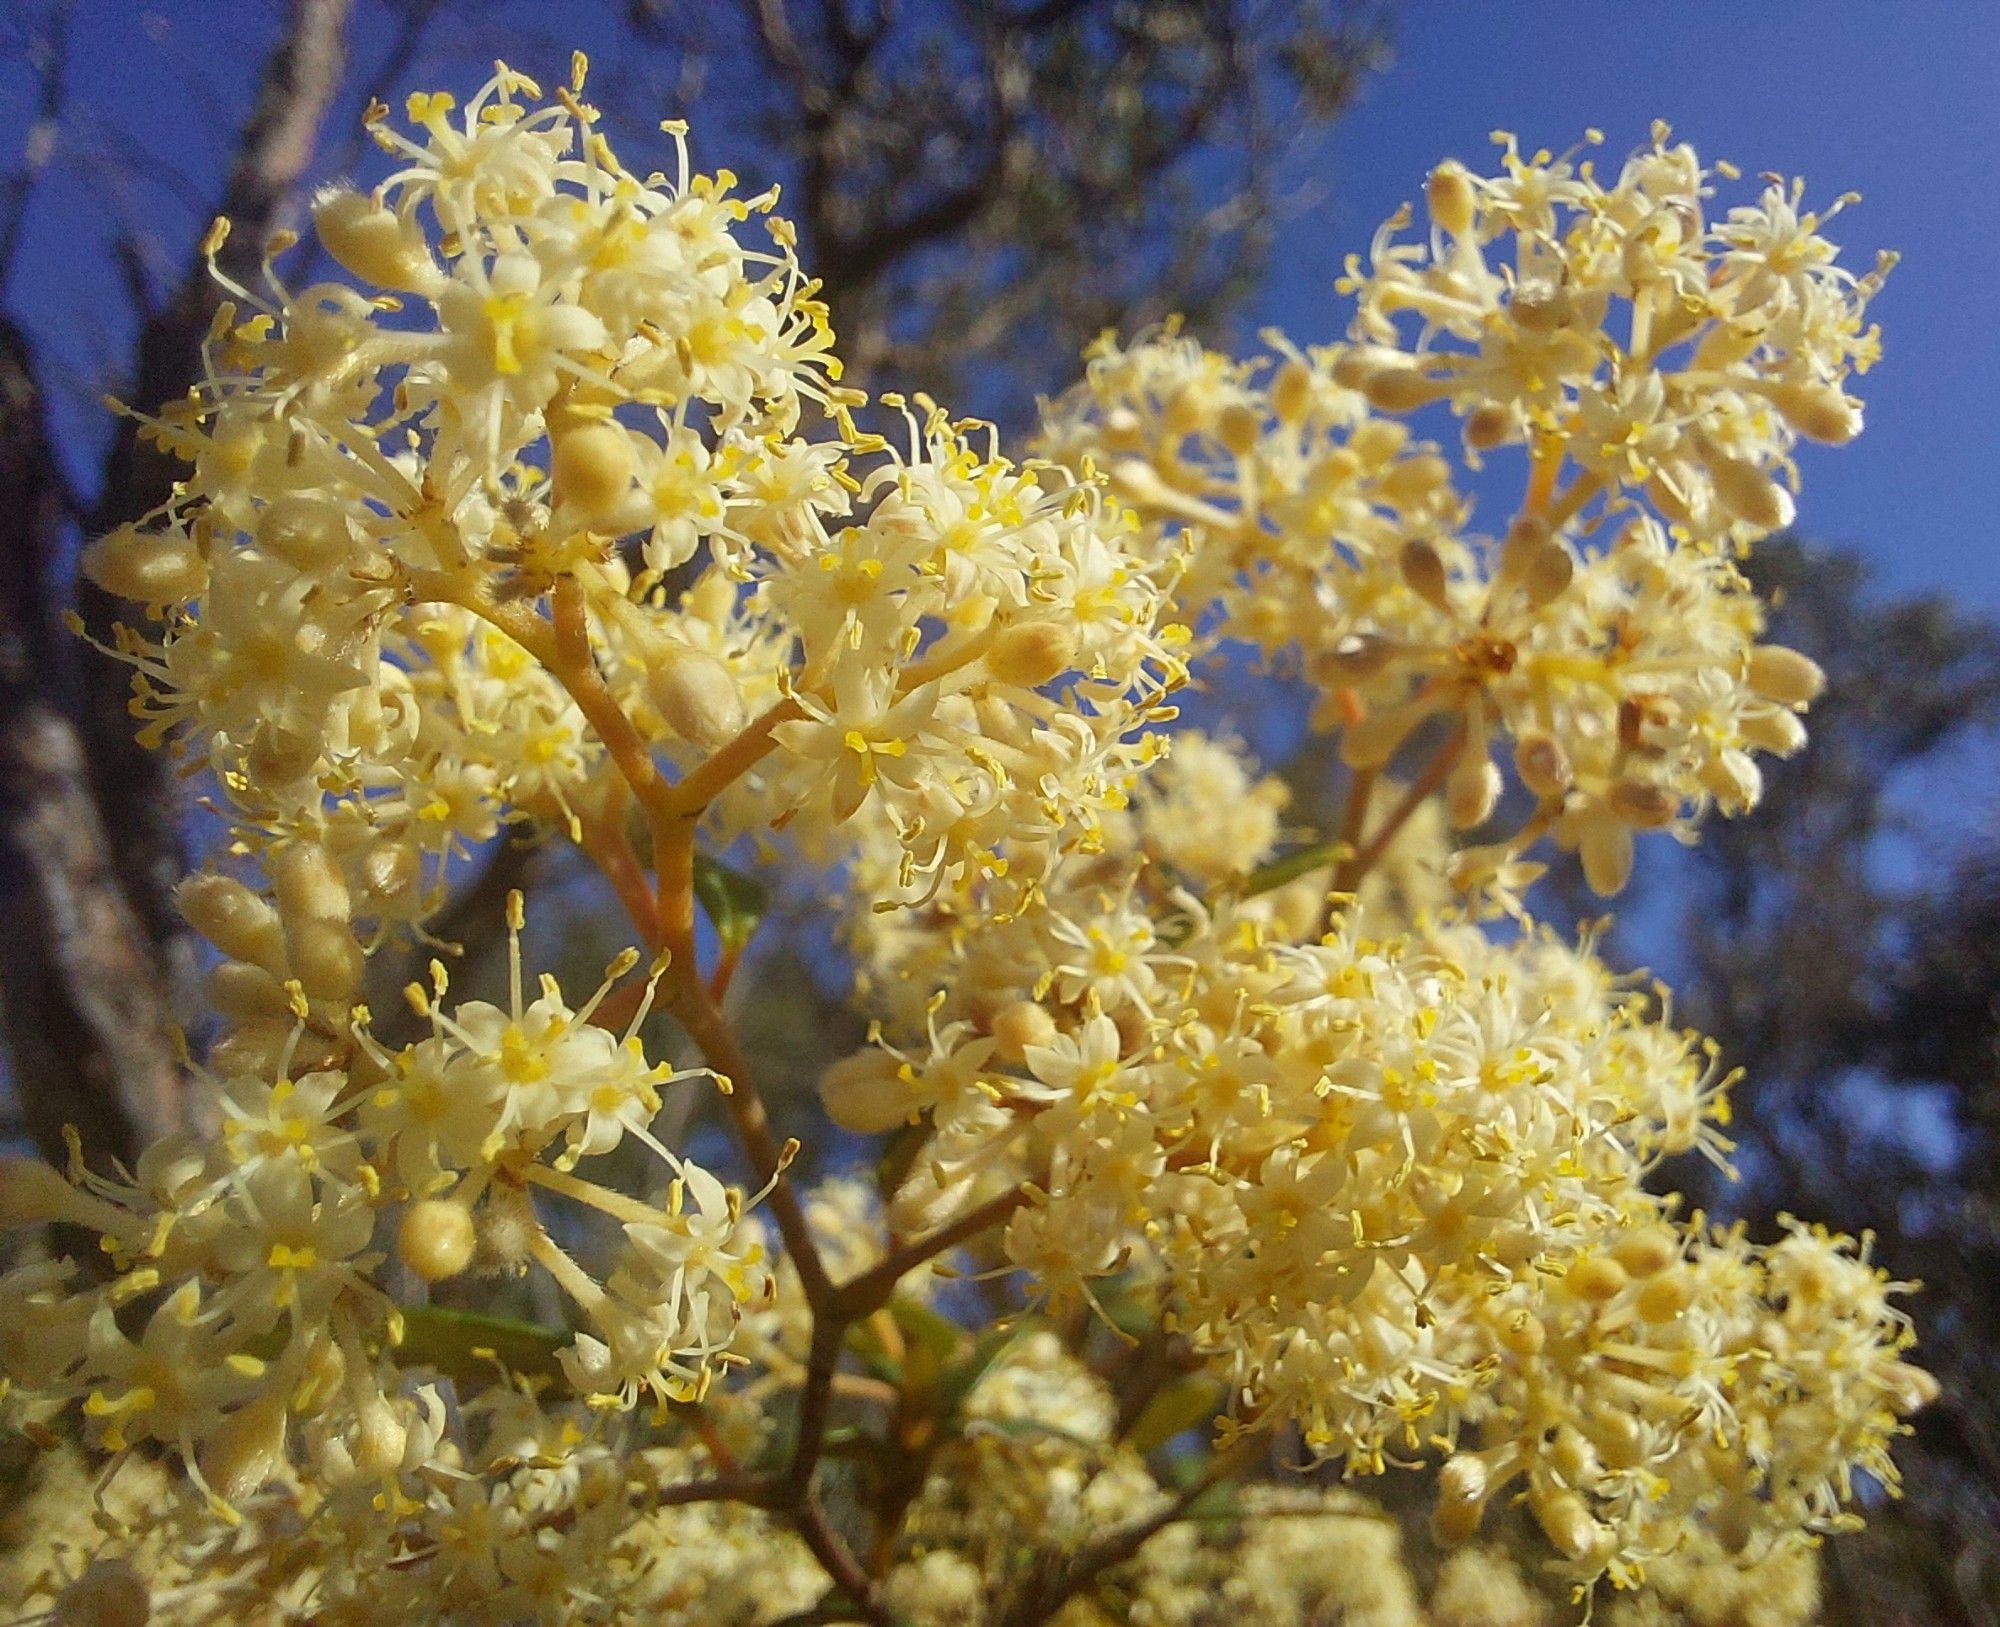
[0,62,1930,1624]
[1040,126,1889,895]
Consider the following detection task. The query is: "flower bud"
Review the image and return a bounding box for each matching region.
[1701,746,1763,812]
[1431,1453,1489,1545]
[1348,417,1410,466]
[1638,1268,1694,1322]
[358,834,425,915]
[646,641,746,752]
[1398,538,1451,612]
[256,496,353,573]
[1707,451,1795,532]
[51,1558,150,1627]
[353,1391,409,1479]
[1495,513,1551,586]
[1746,644,1826,706]
[551,420,635,523]
[1513,733,1572,800]
[80,525,207,605]
[1522,543,1574,608]
[987,621,1079,689]
[1364,366,1448,414]
[398,1198,477,1283]
[208,960,296,1021]
[989,999,1056,1064]
[1270,360,1314,424]
[176,873,287,970]
[1446,747,1501,830]
[1580,819,1634,896]
[1498,1307,1545,1357]
[288,915,365,1002]
[1588,1407,1648,1471]
[1377,452,1451,511]
[1612,1227,1679,1278]
[1216,403,1262,457]
[1763,378,1863,444]
[1566,1253,1629,1303]
[1160,383,1210,437]
[1462,400,1512,452]
[1739,706,1808,756]
[271,842,352,928]
[1315,632,1394,681]
[818,1048,911,1135]
[1426,160,1478,237]
[197,1392,288,1504]
[1531,1487,1606,1563]
[208,1018,297,1081]
[312,187,440,293]
[1607,778,1677,829]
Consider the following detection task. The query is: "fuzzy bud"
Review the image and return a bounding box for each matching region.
[1566,1253,1629,1303]
[1432,1453,1490,1545]
[1739,706,1809,756]
[398,1198,477,1283]
[1746,644,1826,707]
[1611,1227,1680,1278]
[1763,377,1863,444]
[1513,732,1572,800]
[1398,538,1451,612]
[52,1559,150,1627]
[1638,1269,1694,1322]
[312,187,440,293]
[1426,160,1478,238]
[551,420,636,523]
[176,872,287,970]
[646,641,746,753]
[1216,403,1262,458]
[987,621,1079,689]
[1446,746,1502,830]
[1607,778,1677,829]
[353,1391,408,1479]
[1270,360,1314,424]
[80,525,207,605]
[1707,451,1796,532]
[256,496,353,573]
[819,1048,911,1135]
[1462,400,1512,452]
[989,999,1057,1064]
[1364,365,1447,415]
[287,915,365,1002]
[197,1392,288,1504]
[1521,543,1574,608]
[271,842,352,928]
[1580,819,1634,896]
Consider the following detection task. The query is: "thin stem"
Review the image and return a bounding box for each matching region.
[1318,766,1378,934]
[1328,721,1467,914]
[792,1498,894,1627]
[831,1187,1027,1319]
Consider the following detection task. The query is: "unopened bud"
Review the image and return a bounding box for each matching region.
[1462,401,1512,452]
[818,1048,911,1135]
[176,873,286,969]
[1398,538,1451,612]
[353,1391,408,1478]
[398,1198,477,1283]
[1513,733,1572,800]
[1316,632,1395,681]
[1426,160,1478,237]
[80,525,207,605]
[1638,1268,1694,1322]
[551,420,635,523]
[1739,706,1808,756]
[1270,360,1314,424]
[1763,378,1863,444]
[208,960,296,1021]
[1607,778,1677,829]
[987,621,1079,689]
[1446,747,1501,830]
[646,641,746,752]
[1160,383,1210,437]
[1531,1487,1606,1563]
[1431,1453,1490,1545]
[1580,819,1634,896]
[1377,452,1451,511]
[1707,451,1795,532]
[1216,403,1262,458]
[1522,543,1574,608]
[1364,366,1447,415]
[312,188,439,293]
[52,1558,150,1627]
[1746,644,1826,706]
[271,842,351,928]
[359,835,425,913]
[197,1392,288,1504]
[1612,1227,1680,1278]
[256,496,352,573]
[1566,1253,1629,1302]
[989,999,1056,1064]
[286,915,365,1002]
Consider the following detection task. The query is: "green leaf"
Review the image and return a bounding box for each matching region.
[1123,1374,1224,1454]
[398,1304,570,1385]
[693,850,767,953]
[1241,840,1349,899]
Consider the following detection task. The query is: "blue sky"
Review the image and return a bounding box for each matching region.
[6,2,1994,618]
[1256,0,2000,613]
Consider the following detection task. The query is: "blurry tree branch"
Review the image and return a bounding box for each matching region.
[0,0,353,1162]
